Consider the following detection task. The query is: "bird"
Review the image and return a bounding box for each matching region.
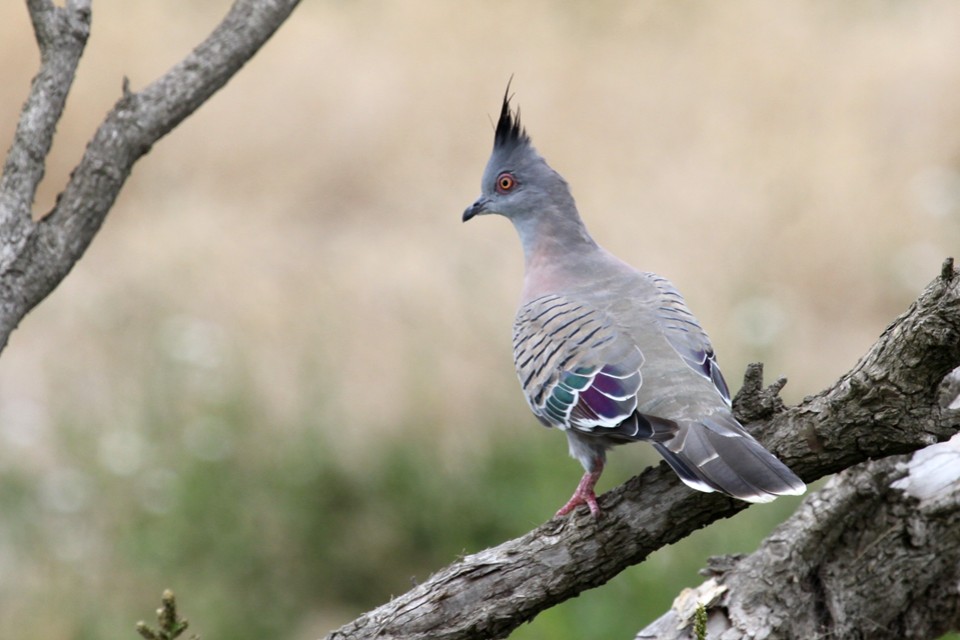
[463,87,806,518]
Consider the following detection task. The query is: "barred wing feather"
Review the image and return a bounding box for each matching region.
[645,273,731,402]
[513,294,644,432]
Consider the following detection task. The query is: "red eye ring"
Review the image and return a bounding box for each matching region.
[496,172,516,193]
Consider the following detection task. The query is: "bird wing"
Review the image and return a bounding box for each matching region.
[644,272,731,402]
[513,293,658,439]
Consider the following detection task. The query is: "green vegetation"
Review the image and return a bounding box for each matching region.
[0,354,807,639]
[1,325,953,639]
[694,602,708,640]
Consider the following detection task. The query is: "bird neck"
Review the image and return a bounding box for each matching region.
[512,208,600,280]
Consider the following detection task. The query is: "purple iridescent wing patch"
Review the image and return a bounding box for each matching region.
[544,359,642,429]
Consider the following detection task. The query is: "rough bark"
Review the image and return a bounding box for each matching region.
[636,382,960,640]
[324,260,960,639]
[0,0,301,354]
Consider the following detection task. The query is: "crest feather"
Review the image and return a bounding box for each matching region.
[494,82,530,152]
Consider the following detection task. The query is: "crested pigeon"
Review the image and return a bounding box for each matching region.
[463,89,806,518]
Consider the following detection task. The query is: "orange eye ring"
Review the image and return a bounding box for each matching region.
[496,172,516,193]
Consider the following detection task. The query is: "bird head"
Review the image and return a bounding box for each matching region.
[463,86,575,225]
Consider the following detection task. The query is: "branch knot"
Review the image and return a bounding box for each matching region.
[732,362,788,423]
[941,256,955,282]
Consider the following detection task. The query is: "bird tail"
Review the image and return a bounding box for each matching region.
[652,412,806,503]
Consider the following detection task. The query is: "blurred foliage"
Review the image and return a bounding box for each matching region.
[1,335,954,639]
[0,340,811,639]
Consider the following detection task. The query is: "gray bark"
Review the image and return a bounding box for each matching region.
[325,261,960,639]
[0,0,301,354]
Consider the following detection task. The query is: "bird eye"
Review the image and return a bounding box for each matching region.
[496,172,516,193]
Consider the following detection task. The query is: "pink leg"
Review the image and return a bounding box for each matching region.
[555,462,604,519]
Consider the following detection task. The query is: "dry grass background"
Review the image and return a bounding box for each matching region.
[1,1,959,638]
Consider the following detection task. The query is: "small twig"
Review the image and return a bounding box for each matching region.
[693,602,708,640]
[135,590,197,640]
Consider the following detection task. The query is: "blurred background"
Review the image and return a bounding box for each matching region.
[1,1,959,638]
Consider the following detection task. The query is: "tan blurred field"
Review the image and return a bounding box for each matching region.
[1,1,959,638]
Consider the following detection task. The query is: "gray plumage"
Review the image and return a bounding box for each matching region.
[463,87,805,517]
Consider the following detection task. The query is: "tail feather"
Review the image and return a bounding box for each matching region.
[654,413,805,503]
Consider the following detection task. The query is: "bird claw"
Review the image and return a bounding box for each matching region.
[555,468,604,519]
[555,491,601,519]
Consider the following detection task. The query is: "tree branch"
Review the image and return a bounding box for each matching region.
[636,423,960,639]
[634,365,960,639]
[0,0,301,353]
[0,0,90,268]
[325,260,960,640]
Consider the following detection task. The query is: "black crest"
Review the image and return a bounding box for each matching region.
[494,82,530,152]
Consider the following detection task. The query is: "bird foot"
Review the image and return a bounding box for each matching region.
[555,469,603,519]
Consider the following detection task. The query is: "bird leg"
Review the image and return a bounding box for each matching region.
[555,462,604,519]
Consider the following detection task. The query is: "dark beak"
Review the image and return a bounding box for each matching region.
[462,197,489,222]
